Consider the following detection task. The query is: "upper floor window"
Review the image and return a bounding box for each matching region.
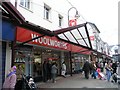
[58,14,63,27]
[20,0,30,9]
[44,4,51,20]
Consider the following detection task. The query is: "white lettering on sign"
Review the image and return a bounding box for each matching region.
[31,34,68,49]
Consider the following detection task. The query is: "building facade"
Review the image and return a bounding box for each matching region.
[1,0,111,85]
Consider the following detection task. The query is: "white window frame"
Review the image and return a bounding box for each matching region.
[20,0,30,9]
[44,4,51,20]
[58,14,63,27]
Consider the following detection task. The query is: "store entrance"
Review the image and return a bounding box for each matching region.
[33,51,42,82]
[42,49,61,75]
[33,47,61,82]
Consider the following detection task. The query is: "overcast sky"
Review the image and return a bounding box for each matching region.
[68,0,119,46]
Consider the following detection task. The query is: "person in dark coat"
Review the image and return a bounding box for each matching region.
[43,60,48,82]
[47,60,52,81]
[82,60,92,79]
[15,65,24,90]
[112,61,118,74]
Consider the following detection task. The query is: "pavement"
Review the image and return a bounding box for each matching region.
[36,73,120,89]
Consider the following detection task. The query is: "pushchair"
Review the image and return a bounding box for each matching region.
[96,68,106,80]
[22,74,37,90]
[111,73,120,84]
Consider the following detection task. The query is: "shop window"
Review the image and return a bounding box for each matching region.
[14,51,25,63]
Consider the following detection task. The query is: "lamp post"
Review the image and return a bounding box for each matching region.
[68,7,80,26]
[68,7,80,76]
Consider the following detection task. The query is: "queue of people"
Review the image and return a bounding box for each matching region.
[43,60,58,83]
[43,60,67,83]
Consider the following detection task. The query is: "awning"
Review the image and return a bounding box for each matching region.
[53,23,93,54]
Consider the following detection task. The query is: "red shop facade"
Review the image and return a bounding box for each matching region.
[14,26,91,82]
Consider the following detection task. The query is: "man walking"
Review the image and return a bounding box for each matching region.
[82,60,92,79]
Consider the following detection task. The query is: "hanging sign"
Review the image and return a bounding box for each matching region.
[69,19,77,26]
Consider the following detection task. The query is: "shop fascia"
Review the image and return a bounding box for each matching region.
[31,33,68,50]
[16,26,68,50]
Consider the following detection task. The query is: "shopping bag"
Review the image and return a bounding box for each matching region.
[61,71,65,75]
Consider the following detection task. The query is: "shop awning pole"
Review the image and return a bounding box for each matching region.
[69,51,72,76]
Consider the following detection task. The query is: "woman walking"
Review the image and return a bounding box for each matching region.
[2,66,17,89]
[51,62,58,83]
[105,62,113,82]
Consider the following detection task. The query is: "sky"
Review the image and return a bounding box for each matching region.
[68,0,119,46]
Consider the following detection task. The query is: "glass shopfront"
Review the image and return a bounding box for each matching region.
[14,46,33,79]
[14,45,68,82]
[33,47,61,77]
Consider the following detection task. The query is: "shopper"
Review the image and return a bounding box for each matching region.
[47,60,52,81]
[112,61,118,74]
[100,61,104,72]
[105,62,113,82]
[2,66,17,89]
[43,60,48,82]
[51,62,58,83]
[91,61,97,79]
[15,65,24,90]
[82,60,92,79]
[61,61,67,78]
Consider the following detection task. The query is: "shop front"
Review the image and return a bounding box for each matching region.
[15,26,71,82]
[14,25,92,81]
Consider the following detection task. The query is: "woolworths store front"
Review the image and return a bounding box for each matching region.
[14,26,73,82]
[14,23,92,82]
